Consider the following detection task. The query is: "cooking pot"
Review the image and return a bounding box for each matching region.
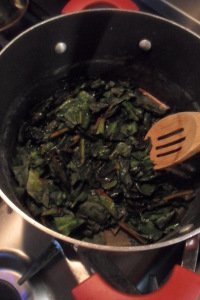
[1,3,200,254]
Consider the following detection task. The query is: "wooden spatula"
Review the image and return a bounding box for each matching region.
[146,112,200,170]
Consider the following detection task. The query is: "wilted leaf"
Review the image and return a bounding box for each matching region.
[26,169,50,207]
[54,213,84,236]
[136,183,156,196]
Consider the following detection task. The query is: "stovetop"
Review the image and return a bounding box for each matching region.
[1,1,200,299]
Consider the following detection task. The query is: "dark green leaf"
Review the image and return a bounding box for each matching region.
[136,183,156,196]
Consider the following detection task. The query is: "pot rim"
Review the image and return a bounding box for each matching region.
[1,187,200,252]
[1,8,200,55]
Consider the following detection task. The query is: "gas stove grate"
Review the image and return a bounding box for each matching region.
[0,279,21,300]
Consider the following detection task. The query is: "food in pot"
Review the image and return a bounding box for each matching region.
[12,78,195,245]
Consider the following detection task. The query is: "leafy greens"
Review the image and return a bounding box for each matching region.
[12,78,195,245]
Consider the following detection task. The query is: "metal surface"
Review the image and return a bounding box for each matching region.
[18,240,62,285]
[0,279,21,300]
[0,0,29,32]
[0,258,46,300]
[138,38,152,51]
[0,201,78,300]
[140,0,200,35]
[181,235,200,272]
[1,9,200,252]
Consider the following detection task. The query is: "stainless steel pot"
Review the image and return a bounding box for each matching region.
[1,9,200,251]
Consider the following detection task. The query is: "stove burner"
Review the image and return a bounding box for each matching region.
[0,279,21,300]
[0,251,55,300]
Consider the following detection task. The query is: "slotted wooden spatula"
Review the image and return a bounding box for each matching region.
[146,112,200,170]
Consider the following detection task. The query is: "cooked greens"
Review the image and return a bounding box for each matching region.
[12,79,194,245]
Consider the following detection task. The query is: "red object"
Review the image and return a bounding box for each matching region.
[62,0,139,14]
[72,265,200,300]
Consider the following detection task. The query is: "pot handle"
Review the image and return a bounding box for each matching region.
[72,265,200,300]
[62,0,139,14]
